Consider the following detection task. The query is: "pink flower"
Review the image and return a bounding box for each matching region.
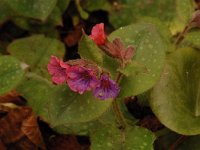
[93,74,120,100]
[89,23,106,45]
[66,66,98,94]
[47,55,69,84]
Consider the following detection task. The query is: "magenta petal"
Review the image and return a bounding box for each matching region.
[47,55,69,84]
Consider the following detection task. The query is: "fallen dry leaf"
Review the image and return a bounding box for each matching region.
[0,91,25,105]
[0,106,46,149]
[22,112,46,149]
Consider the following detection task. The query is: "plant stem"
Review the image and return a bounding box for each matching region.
[112,98,127,129]
[169,135,187,150]
[112,72,127,129]
[175,20,194,48]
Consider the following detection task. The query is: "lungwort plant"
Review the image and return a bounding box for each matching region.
[0,0,200,149]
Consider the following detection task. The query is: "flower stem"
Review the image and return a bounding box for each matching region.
[175,20,193,48]
[112,72,127,129]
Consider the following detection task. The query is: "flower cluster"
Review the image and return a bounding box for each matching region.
[48,23,135,100]
[47,56,120,100]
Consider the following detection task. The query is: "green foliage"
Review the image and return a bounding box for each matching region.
[109,23,166,97]
[0,0,13,24]
[7,35,65,77]
[150,48,200,135]
[75,0,89,19]
[57,0,70,13]
[0,56,24,95]
[91,125,155,150]
[79,23,167,98]
[183,30,200,49]
[0,0,200,148]
[78,34,119,77]
[109,0,176,29]
[79,35,103,65]
[4,0,57,21]
[170,0,195,35]
[82,0,111,12]
[17,73,112,128]
[13,6,62,32]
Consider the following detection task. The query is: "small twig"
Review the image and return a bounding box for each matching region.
[168,135,188,150]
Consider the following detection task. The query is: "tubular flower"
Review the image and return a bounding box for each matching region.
[66,66,98,94]
[47,55,69,84]
[89,23,106,45]
[93,74,120,100]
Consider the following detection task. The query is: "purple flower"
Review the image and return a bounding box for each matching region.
[66,66,98,94]
[93,74,120,100]
[47,55,69,84]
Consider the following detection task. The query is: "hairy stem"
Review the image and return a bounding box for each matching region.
[112,72,127,129]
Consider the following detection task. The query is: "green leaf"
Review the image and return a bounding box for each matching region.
[4,0,57,20]
[109,0,176,29]
[75,0,89,19]
[118,60,148,77]
[0,56,24,95]
[91,125,155,150]
[17,73,112,127]
[7,35,65,78]
[138,17,174,52]
[0,0,13,24]
[183,30,200,49]
[170,0,195,35]
[150,48,200,135]
[53,97,137,135]
[54,107,116,135]
[82,0,111,12]
[79,35,103,65]
[109,23,166,97]
[78,34,119,78]
[13,6,62,32]
[57,0,70,13]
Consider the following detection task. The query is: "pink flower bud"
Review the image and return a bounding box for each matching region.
[89,23,106,45]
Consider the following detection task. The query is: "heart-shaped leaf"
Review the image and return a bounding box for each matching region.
[0,56,24,95]
[7,35,65,78]
[150,48,200,135]
[4,0,57,20]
